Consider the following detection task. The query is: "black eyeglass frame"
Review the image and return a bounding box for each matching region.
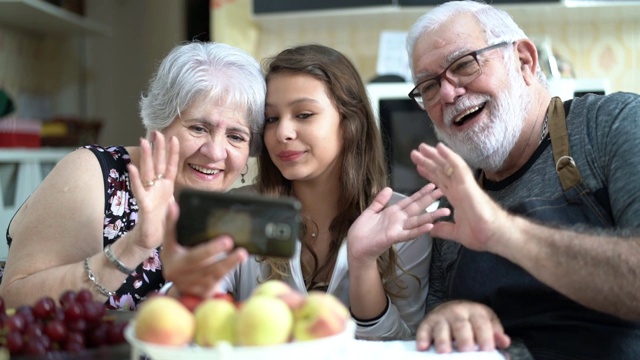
[408,41,513,109]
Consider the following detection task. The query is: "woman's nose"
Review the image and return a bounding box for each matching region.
[199,135,226,160]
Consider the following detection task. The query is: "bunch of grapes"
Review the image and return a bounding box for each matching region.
[0,289,128,356]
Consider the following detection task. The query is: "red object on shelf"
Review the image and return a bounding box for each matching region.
[0,117,42,148]
[0,133,41,148]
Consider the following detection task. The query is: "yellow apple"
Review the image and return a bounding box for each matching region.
[293,291,350,341]
[236,295,293,346]
[134,295,195,346]
[252,279,304,310]
[194,298,238,347]
[251,279,293,297]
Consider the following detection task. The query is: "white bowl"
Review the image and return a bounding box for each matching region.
[125,319,356,360]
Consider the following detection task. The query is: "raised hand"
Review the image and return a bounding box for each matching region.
[410,142,512,253]
[127,131,180,250]
[347,184,450,264]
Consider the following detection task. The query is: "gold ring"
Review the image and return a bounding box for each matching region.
[143,180,155,187]
[445,166,454,177]
[155,174,164,181]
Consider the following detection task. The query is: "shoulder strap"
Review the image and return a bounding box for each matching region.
[548,97,582,191]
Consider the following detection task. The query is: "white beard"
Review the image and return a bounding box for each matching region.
[435,65,531,172]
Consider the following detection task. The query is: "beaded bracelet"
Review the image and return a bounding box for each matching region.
[83,257,116,297]
[103,243,135,275]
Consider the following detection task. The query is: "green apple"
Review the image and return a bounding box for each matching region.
[293,291,350,341]
[134,295,195,346]
[236,295,293,346]
[194,298,238,347]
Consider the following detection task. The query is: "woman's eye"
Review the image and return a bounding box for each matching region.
[297,113,312,120]
[228,134,247,143]
[189,125,207,133]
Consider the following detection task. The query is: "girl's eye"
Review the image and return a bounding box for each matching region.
[265,116,278,124]
[297,113,312,119]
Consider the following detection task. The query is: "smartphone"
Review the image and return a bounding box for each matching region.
[176,189,302,258]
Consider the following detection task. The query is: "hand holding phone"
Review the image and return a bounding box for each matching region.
[176,189,301,258]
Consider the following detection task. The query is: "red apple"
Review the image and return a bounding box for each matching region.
[134,296,195,346]
[178,294,205,313]
[293,291,350,341]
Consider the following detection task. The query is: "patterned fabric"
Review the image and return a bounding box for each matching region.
[82,145,164,310]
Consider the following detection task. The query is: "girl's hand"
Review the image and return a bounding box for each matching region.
[347,184,450,264]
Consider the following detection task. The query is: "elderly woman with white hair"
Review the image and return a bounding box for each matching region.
[0,41,266,310]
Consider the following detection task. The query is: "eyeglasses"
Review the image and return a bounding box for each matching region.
[408,42,512,109]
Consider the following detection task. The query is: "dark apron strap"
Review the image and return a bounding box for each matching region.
[548,96,582,191]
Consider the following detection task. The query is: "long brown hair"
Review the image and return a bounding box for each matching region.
[257,44,412,296]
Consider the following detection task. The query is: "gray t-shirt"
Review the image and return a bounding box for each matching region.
[427,92,640,359]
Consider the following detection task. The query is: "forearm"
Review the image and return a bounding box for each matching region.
[493,215,640,320]
[348,258,388,320]
[1,231,153,308]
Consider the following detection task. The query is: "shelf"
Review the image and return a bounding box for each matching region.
[0,0,111,36]
[253,2,640,30]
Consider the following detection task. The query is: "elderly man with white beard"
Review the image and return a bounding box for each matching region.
[405,1,640,360]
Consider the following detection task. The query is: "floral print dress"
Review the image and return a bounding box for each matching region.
[83,145,164,310]
[4,145,164,310]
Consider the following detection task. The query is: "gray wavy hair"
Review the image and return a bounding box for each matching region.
[406,0,546,85]
[140,41,266,155]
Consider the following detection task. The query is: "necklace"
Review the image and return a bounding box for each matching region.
[540,113,549,143]
[305,219,319,242]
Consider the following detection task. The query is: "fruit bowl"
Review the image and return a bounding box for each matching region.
[125,319,356,360]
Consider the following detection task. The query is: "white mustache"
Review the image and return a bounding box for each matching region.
[443,94,492,126]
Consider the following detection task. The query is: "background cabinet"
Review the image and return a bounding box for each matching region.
[0,148,71,262]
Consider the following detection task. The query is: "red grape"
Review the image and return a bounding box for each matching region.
[4,331,24,353]
[63,302,84,322]
[23,340,47,356]
[0,289,128,357]
[59,290,76,308]
[82,301,106,323]
[75,289,93,304]
[106,321,127,345]
[32,296,56,320]
[44,319,67,343]
[5,314,26,333]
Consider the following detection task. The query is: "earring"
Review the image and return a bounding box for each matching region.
[240,164,248,184]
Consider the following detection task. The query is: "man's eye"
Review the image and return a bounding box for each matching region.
[420,81,438,95]
[450,57,478,75]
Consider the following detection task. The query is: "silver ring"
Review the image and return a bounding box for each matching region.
[143,180,155,187]
[155,174,164,181]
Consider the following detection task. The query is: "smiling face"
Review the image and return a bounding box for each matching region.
[161,96,251,192]
[263,72,343,183]
[412,14,531,171]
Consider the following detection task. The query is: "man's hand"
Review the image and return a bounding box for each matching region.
[416,300,511,353]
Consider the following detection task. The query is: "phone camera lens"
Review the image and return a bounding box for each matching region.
[265,223,292,240]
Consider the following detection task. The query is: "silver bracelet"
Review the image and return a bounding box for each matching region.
[103,243,135,275]
[83,257,116,297]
